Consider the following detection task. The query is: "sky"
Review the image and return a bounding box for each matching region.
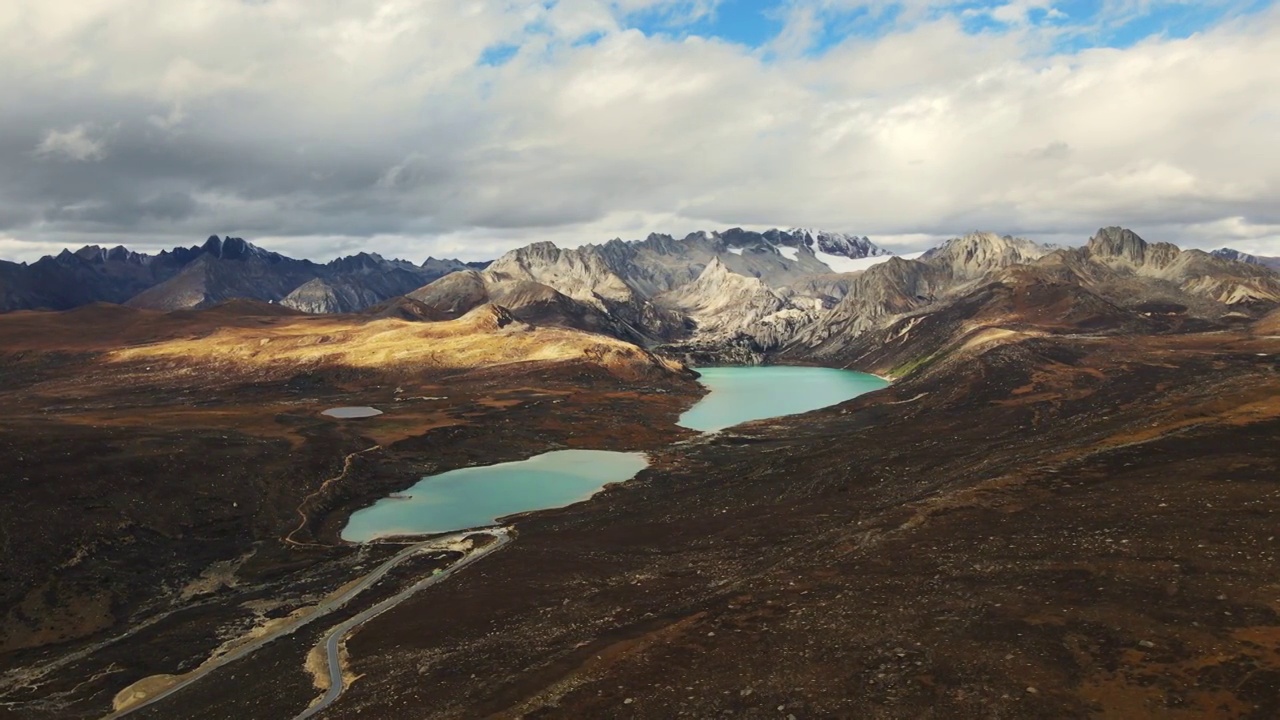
[1,0,1278,262]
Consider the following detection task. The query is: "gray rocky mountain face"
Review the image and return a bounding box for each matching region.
[408,227,892,348]
[125,244,320,311]
[1073,228,1280,307]
[789,232,1047,358]
[785,227,1280,365]
[0,227,885,316]
[5,227,1278,368]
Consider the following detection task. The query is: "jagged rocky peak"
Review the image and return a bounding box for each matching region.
[1087,227,1181,269]
[780,228,890,259]
[422,256,479,273]
[325,251,430,274]
[71,245,148,265]
[566,227,888,265]
[506,241,563,263]
[656,255,809,342]
[1087,226,1149,262]
[487,241,634,302]
[710,227,886,260]
[695,255,736,280]
[638,232,687,253]
[325,252,387,272]
[921,231,1049,278]
[490,240,608,277]
[201,235,281,262]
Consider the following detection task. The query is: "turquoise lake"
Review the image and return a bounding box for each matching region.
[341,450,649,542]
[341,366,888,541]
[677,366,889,432]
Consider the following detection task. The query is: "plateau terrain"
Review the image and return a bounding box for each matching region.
[1,226,1278,719]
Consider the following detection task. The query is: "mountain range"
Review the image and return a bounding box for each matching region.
[0,235,487,313]
[5,224,1280,720]
[0,227,885,319]
[4,228,1279,367]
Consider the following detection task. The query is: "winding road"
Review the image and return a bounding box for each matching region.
[106,528,510,720]
[295,527,512,719]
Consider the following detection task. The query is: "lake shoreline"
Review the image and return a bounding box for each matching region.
[340,367,887,542]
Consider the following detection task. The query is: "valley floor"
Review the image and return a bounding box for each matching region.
[317,330,1280,720]
[2,323,1279,718]
[0,324,699,719]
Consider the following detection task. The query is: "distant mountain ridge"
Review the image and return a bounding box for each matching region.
[0,235,486,313]
[0,228,883,314]
[1211,248,1280,271]
[6,227,1279,369]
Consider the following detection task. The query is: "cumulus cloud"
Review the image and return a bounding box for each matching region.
[0,0,1277,262]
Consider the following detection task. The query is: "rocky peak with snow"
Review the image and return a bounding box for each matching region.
[1211,248,1280,271]
[1211,248,1257,264]
[778,228,890,259]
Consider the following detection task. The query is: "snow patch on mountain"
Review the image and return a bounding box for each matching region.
[813,250,924,274]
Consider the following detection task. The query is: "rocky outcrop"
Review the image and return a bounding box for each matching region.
[654,257,817,342]
[1086,226,1182,271]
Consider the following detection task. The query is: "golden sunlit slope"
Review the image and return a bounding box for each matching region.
[106,303,684,379]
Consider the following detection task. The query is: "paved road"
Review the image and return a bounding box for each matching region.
[107,529,508,719]
[295,528,511,719]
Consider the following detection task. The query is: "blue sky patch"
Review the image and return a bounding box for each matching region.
[478,0,1276,66]
[478,43,520,67]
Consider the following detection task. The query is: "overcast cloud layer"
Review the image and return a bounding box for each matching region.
[1,0,1278,262]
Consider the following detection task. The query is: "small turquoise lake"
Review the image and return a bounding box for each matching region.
[341,450,649,542]
[341,366,887,541]
[677,366,888,432]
